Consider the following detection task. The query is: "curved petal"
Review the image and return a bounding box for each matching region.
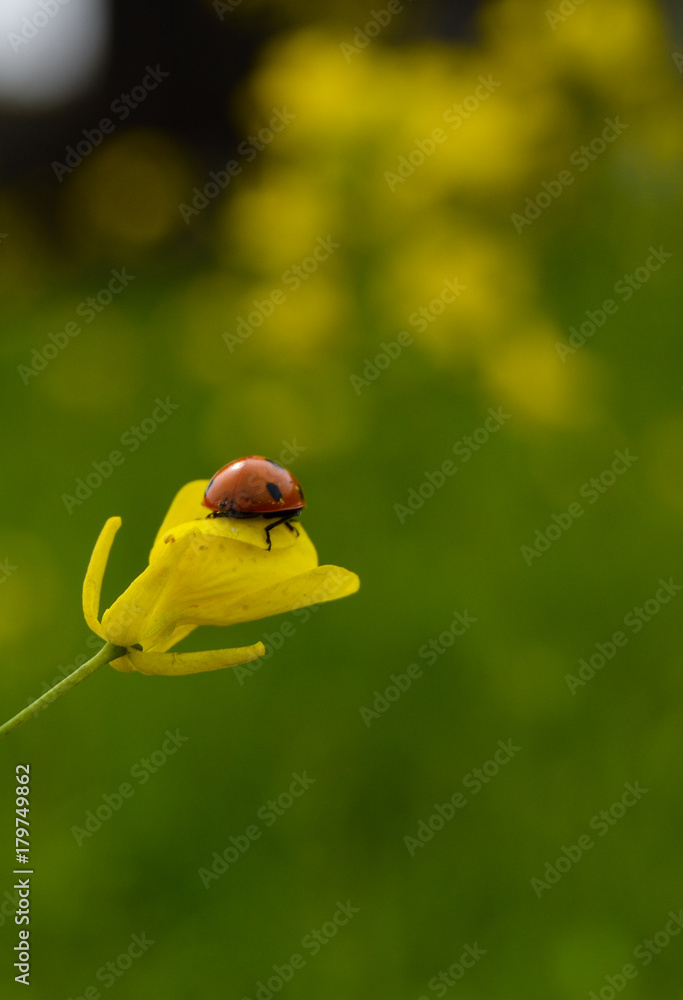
[107,624,200,669]
[82,517,121,639]
[109,653,136,673]
[102,518,318,648]
[146,622,197,653]
[202,565,361,625]
[149,480,209,562]
[124,641,266,675]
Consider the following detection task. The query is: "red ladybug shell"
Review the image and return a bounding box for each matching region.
[201,456,305,515]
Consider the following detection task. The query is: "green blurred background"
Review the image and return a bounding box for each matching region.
[2,0,683,996]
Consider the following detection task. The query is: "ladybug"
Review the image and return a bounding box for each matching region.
[201,456,306,550]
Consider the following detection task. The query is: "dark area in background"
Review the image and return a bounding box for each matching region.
[0,0,483,181]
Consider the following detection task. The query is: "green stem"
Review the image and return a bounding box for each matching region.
[0,641,126,739]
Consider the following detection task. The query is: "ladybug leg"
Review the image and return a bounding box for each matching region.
[264,512,300,551]
[284,521,300,537]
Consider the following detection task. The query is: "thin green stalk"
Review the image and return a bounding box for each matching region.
[0,642,126,739]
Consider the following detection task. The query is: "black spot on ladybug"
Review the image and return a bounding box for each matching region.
[266,458,287,471]
[296,483,305,501]
[266,481,283,502]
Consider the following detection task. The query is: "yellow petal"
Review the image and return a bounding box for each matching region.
[108,623,200,669]
[82,516,121,638]
[146,622,197,653]
[122,641,266,675]
[102,517,319,647]
[211,565,360,625]
[100,557,176,648]
[149,479,209,562]
[109,653,135,673]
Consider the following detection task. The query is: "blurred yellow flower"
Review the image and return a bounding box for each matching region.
[83,480,359,675]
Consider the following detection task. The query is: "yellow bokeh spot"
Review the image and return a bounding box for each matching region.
[219,167,340,274]
[371,223,538,363]
[241,275,349,359]
[482,325,599,426]
[62,129,191,249]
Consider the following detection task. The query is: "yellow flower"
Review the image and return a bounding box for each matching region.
[82,479,359,675]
